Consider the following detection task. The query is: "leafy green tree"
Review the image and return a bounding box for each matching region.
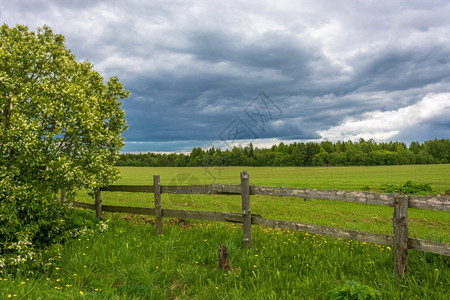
[415,150,436,164]
[408,141,421,155]
[312,147,328,166]
[0,24,128,270]
[424,138,449,163]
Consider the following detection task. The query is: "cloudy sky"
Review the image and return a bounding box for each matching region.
[1,0,449,152]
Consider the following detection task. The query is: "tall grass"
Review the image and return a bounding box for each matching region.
[1,165,448,299]
[1,213,448,299]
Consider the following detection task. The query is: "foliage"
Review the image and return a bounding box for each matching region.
[0,24,128,272]
[0,209,101,276]
[325,281,382,300]
[380,181,432,195]
[116,138,449,167]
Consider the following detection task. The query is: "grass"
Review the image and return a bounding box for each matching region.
[1,165,449,299]
[76,165,450,243]
[112,165,450,193]
[1,213,448,299]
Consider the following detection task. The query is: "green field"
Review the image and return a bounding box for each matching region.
[114,165,450,192]
[77,165,450,243]
[2,165,449,299]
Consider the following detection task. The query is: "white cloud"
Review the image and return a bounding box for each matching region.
[318,93,450,141]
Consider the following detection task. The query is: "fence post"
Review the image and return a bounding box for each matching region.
[95,189,103,221]
[241,171,252,249]
[154,175,163,234]
[393,194,409,277]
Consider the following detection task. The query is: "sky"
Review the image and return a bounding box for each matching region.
[1,0,449,153]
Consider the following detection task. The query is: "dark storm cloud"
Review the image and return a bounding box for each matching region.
[1,0,449,152]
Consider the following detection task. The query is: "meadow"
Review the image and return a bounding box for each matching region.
[1,165,449,299]
[79,165,450,242]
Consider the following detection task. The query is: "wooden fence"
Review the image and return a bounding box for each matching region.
[73,172,450,277]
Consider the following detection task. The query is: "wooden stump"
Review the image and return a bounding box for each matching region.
[218,244,232,272]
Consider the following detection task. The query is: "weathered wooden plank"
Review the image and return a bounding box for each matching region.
[72,201,259,223]
[154,175,163,234]
[162,209,243,222]
[393,195,409,277]
[250,186,450,211]
[162,184,242,195]
[210,184,242,195]
[72,200,450,257]
[250,186,393,206]
[251,216,393,245]
[102,205,156,215]
[74,201,156,215]
[241,171,252,248]
[100,183,449,211]
[409,238,450,256]
[101,185,154,193]
[73,201,96,210]
[408,195,450,212]
[162,185,211,195]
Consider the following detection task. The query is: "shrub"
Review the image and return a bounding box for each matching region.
[325,280,382,300]
[0,24,127,275]
[380,180,432,195]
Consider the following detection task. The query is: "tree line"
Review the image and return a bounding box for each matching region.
[117,138,449,167]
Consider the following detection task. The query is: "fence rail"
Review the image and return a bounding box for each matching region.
[72,201,449,257]
[75,172,450,277]
[100,184,450,211]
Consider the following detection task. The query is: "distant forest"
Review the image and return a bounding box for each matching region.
[117,138,449,167]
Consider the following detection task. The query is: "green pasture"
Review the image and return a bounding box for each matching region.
[76,165,450,243]
[113,165,450,192]
[2,165,449,299]
[1,213,448,299]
